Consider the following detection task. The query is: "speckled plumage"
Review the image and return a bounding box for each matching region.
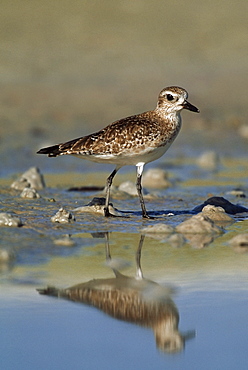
[37,86,199,218]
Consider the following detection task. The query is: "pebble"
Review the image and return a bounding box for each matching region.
[142,168,172,189]
[20,187,41,199]
[176,213,223,234]
[74,197,123,216]
[238,124,248,139]
[11,167,45,191]
[226,189,246,198]
[196,151,219,170]
[51,208,75,223]
[0,212,22,227]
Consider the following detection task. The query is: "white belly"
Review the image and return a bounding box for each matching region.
[73,141,173,166]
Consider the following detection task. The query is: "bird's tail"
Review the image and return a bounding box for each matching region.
[37,145,61,157]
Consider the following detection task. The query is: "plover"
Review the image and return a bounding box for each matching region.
[37,86,199,218]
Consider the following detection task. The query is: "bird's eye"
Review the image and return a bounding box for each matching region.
[166,94,174,101]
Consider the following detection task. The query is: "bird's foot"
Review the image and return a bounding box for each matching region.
[104,207,115,217]
[142,213,156,220]
[104,207,129,218]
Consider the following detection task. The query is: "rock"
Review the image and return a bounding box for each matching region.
[201,205,234,223]
[118,182,159,202]
[142,168,172,189]
[238,124,248,139]
[20,187,41,199]
[11,167,45,190]
[95,185,133,201]
[196,151,219,170]
[192,196,248,215]
[141,224,174,234]
[226,189,246,198]
[0,212,22,227]
[176,214,223,234]
[118,181,139,196]
[74,197,123,217]
[51,208,75,223]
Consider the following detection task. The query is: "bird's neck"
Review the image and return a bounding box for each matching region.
[155,107,181,126]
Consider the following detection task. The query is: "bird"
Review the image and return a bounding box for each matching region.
[37,86,199,218]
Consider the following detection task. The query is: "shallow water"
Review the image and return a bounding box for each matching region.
[1,158,248,370]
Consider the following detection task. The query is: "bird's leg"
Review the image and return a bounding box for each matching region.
[135,234,145,279]
[136,163,151,219]
[104,166,120,217]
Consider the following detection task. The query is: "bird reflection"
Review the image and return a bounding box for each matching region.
[38,233,194,353]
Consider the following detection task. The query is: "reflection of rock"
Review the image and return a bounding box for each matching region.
[142,168,172,189]
[51,208,75,223]
[74,197,123,216]
[183,233,216,249]
[176,214,223,248]
[38,234,194,353]
[176,214,223,234]
[11,167,45,191]
[228,234,248,253]
[0,249,15,262]
[141,223,174,234]
[0,249,15,273]
[167,233,186,248]
[53,234,75,246]
[0,212,22,227]
[192,196,248,214]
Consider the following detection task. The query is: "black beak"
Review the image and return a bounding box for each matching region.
[183,100,200,113]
